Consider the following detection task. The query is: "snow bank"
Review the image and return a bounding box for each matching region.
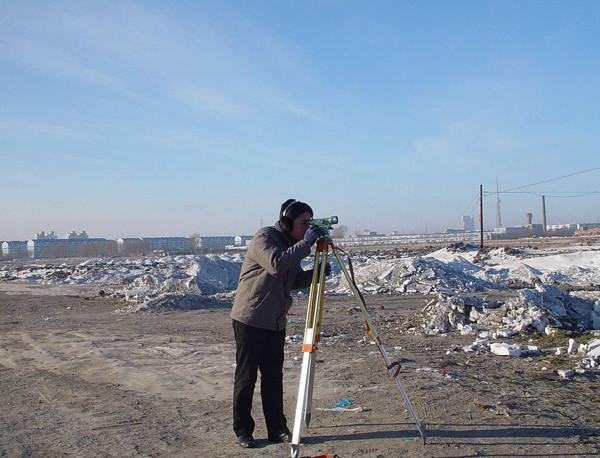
[1,243,599,323]
[326,255,499,295]
[115,292,232,314]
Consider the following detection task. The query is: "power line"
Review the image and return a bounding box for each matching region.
[500,191,600,198]
[483,166,600,196]
[450,193,479,230]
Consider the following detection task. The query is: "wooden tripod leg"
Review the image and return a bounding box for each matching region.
[291,248,326,458]
[302,250,328,428]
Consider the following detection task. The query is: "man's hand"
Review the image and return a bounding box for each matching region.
[303,225,323,246]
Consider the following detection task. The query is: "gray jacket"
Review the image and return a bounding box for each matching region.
[230,221,314,331]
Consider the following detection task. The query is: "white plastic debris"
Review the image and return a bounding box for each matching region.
[557,369,574,379]
[458,324,476,335]
[478,330,496,339]
[587,339,600,358]
[567,339,579,355]
[462,339,491,352]
[490,343,523,357]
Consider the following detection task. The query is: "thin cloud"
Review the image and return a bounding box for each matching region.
[1,0,328,124]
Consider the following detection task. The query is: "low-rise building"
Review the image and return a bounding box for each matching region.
[491,224,544,239]
[576,223,600,236]
[27,238,114,258]
[66,231,89,239]
[2,241,28,258]
[196,236,235,250]
[234,235,253,246]
[34,231,57,240]
[117,237,192,255]
[145,237,191,253]
[338,231,491,247]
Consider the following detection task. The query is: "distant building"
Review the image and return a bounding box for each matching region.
[196,236,236,250]
[337,231,492,247]
[576,223,600,236]
[145,237,191,252]
[2,241,28,258]
[117,237,192,255]
[34,231,57,240]
[462,216,475,232]
[116,238,147,255]
[545,224,577,236]
[66,231,89,239]
[225,235,254,251]
[491,224,544,239]
[27,238,113,258]
[234,235,253,246]
[358,230,378,236]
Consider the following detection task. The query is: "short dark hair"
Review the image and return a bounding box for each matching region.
[279,199,313,232]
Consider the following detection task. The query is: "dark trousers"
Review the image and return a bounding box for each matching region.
[232,319,288,438]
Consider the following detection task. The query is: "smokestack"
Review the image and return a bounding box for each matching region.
[541,195,547,233]
[526,213,533,225]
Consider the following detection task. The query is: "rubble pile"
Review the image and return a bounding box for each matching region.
[420,283,600,335]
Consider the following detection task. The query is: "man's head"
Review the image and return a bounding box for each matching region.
[279,199,314,241]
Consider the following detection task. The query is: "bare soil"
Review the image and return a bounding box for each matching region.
[1,289,599,457]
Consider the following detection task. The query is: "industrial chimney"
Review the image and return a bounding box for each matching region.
[526,213,533,225]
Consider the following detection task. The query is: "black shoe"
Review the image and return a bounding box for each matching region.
[237,435,257,448]
[268,430,292,443]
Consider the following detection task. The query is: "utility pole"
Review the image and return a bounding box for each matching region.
[479,184,484,249]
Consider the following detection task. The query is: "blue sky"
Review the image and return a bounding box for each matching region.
[1,0,599,240]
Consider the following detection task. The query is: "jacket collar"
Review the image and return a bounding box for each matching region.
[274,220,294,247]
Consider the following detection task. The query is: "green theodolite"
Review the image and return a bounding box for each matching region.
[307,216,338,236]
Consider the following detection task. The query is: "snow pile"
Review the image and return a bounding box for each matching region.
[184,255,242,295]
[0,254,243,311]
[0,254,242,294]
[115,292,232,314]
[421,283,600,334]
[430,245,600,287]
[1,242,599,320]
[326,255,499,295]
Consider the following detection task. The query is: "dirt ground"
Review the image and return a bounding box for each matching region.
[1,286,599,458]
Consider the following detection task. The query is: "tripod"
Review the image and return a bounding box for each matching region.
[290,238,426,458]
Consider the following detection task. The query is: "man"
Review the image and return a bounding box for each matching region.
[230,199,327,448]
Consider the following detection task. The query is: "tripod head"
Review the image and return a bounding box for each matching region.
[308,216,338,236]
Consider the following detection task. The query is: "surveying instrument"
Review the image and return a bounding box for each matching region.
[290,216,426,458]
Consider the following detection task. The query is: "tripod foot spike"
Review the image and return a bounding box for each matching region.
[304,413,311,428]
[418,422,427,444]
[290,444,299,458]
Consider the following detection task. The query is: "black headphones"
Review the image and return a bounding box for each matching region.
[279,199,299,232]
